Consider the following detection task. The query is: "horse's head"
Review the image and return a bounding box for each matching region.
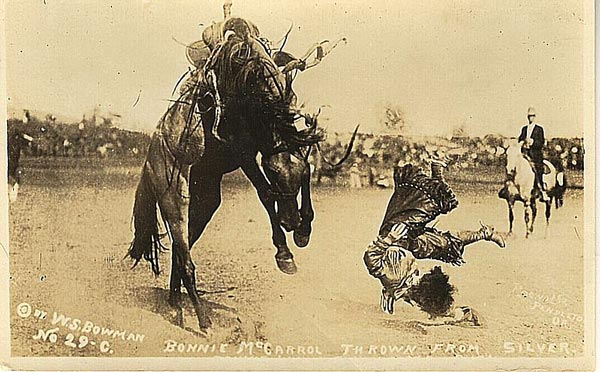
[504,138,522,176]
[261,150,309,232]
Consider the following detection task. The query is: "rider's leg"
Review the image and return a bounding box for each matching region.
[454,222,505,248]
[534,162,549,201]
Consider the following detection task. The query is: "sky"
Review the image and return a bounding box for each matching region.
[3,0,593,137]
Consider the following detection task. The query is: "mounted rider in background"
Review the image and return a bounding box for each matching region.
[518,107,549,201]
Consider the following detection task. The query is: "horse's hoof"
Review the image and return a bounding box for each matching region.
[185,324,213,338]
[276,258,297,275]
[167,306,184,328]
[197,324,213,338]
[293,231,310,248]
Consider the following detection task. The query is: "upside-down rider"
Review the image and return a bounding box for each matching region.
[363,156,506,324]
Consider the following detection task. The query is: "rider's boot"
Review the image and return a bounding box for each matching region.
[429,155,448,181]
[456,222,506,248]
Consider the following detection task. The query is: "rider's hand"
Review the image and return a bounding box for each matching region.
[383,223,409,244]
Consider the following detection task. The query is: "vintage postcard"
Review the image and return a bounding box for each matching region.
[0,0,595,370]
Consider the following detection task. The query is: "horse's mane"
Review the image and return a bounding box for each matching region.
[210,34,283,98]
[208,31,325,149]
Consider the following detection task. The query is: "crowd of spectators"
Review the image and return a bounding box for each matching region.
[7,113,584,189]
[314,132,584,188]
[7,115,150,158]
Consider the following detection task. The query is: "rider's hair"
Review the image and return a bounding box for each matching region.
[406,266,455,318]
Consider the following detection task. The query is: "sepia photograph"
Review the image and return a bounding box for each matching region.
[0,0,595,370]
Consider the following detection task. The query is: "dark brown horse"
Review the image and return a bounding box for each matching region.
[129,17,356,334]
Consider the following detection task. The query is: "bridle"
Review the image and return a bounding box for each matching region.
[261,146,310,203]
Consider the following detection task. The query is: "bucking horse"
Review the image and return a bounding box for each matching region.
[128,15,357,333]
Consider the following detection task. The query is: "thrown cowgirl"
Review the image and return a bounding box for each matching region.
[363,157,506,325]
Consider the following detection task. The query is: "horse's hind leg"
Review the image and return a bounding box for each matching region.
[159,170,211,332]
[523,202,532,238]
[544,200,551,238]
[168,253,184,327]
[188,169,223,248]
[188,171,223,299]
[530,199,537,234]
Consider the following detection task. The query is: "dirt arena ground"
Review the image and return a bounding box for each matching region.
[8,157,586,358]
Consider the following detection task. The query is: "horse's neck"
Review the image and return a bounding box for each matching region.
[514,154,532,173]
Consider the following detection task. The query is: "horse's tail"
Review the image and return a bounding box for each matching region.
[127,165,166,276]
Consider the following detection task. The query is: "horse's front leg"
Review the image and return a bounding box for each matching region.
[507,200,514,236]
[241,161,296,275]
[294,171,314,248]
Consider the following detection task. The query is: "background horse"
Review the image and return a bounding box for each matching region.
[129,17,356,333]
[498,139,566,238]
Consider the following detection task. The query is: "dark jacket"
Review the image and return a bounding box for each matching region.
[378,164,458,237]
[518,124,545,162]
